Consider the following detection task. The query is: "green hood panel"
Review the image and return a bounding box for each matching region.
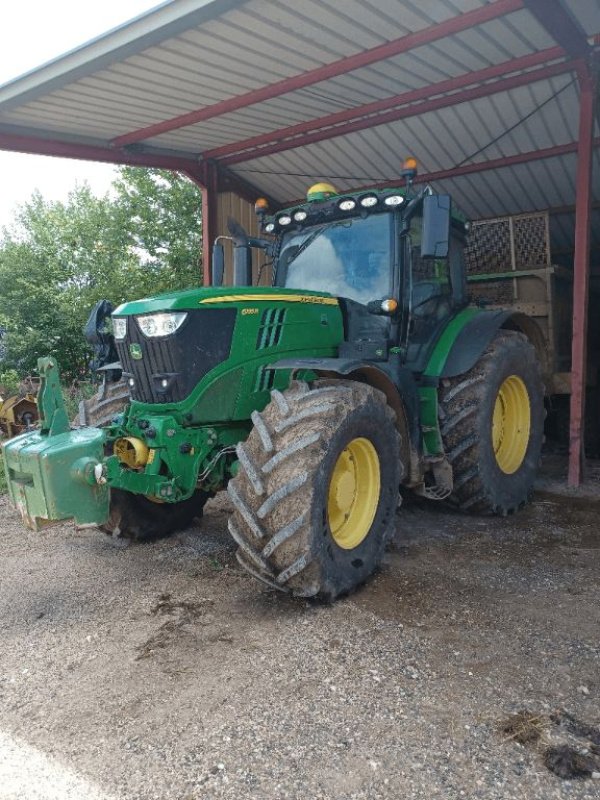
[114,286,337,315]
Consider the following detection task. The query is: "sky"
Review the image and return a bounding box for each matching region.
[0,0,162,229]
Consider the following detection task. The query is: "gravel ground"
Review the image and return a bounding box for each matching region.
[0,485,599,800]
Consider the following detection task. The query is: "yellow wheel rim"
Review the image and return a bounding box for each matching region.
[327,437,381,550]
[492,375,531,474]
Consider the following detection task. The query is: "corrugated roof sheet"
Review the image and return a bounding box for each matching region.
[0,0,598,253]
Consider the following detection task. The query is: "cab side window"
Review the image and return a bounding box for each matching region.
[408,214,452,317]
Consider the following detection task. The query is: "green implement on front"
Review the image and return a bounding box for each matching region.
[2,357,108,530]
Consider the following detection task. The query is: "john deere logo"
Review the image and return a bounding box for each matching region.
[129,343,143,360]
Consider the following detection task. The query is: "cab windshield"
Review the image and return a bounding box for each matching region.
[276,213,393,305]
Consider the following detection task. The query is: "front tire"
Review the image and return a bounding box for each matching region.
[439,330,544,514]
[103,489,211,542]
[75,378,209,541]
[228,380,401,600]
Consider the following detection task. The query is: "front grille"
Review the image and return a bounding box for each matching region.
[115,308,236,404]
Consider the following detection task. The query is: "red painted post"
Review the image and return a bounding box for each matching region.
[198,161,219,287]
[568,66,597,486]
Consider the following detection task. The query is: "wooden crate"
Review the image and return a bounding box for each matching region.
[465,211,572,393]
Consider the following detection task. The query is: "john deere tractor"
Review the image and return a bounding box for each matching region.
[3,167,544,600]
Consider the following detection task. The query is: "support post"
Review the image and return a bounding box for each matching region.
[199,160,219,287]
[568,65,597,486]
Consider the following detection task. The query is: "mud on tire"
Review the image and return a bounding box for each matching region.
[228,380,401,600]
[439,330,544,515]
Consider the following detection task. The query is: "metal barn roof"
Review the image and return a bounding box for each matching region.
[0,0,597,228]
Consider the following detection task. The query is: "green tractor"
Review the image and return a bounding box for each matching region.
[3,167,545,600]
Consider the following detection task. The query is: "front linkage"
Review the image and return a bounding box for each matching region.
[2,357,242,531]
[3,358,108,530]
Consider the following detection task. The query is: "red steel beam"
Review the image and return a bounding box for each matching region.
[205,46,565,162]
[219,59,577,166]
[198,161,219,287]
[381,138,600,186]
[279,138,600,207]
[111,0,524,148]
[568,67,597,486]
[0,131,200,172]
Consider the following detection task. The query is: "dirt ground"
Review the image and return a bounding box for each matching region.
[0,481,599,800]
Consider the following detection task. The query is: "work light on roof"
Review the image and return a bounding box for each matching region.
[360,195,378,208]
[384,195,404,207]
[338,198,356,211]
[401,156,418,185]
[264,222,275,233]
[278,214,292,226]
[293,210,308,222]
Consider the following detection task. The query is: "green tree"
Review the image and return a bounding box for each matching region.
[113,167,202,291]
[0,169,203,380]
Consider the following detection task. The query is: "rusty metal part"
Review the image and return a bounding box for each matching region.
[0,394,39,438]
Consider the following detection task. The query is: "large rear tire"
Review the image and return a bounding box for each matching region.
[439,330,544,514]
[228,380,401,600]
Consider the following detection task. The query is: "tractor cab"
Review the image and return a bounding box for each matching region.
[218,162,471,373]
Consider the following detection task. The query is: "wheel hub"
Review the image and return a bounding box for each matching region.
[492,375,531,474]
[327,437,381,550]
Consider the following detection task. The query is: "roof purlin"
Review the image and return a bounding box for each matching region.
[218,59,579,167]
[202,46,566,162]
[110,0,524,149]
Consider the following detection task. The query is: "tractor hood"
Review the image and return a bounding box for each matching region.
[114,286,338,316]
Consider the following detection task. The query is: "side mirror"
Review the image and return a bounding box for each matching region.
[212,243,225,286]
[233,245,253,286]
[421,194,451,259]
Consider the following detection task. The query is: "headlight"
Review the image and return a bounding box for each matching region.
[293,210,307,222]
[112,317,127,340]
[136,312,187,338]
[338,198,356,211]
[384,195,404,207]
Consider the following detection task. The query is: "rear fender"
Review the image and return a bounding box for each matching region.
[269,357,421,485]
[428,309,548,381]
